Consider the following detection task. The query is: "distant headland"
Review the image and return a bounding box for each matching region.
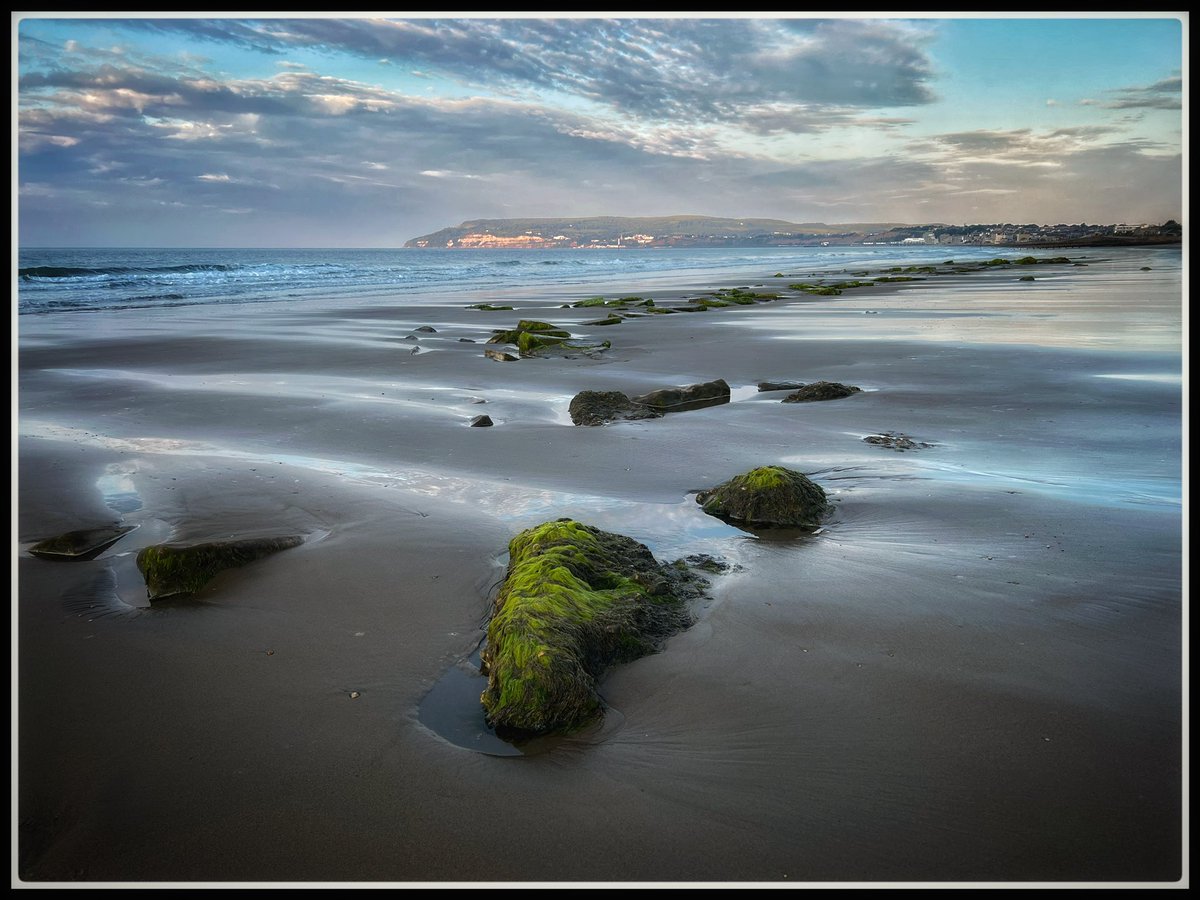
[406,216,1182,250]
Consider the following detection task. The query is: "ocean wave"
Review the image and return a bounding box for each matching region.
[19,262,346,281]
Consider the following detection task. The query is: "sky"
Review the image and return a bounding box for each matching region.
[14,13,1187,247]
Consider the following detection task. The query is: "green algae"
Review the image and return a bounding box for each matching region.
[136,536,303,600]
[479,520,695,734]
[467,303,515,311]
[696,466,828,529]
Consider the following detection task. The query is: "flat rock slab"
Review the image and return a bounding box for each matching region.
[757,381,806,392]
[29,524,137,561]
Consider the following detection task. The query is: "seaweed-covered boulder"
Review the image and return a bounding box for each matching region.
[29,524,137,561]
[488,319,572,356]
[568,390,663,426]
[696,466,828,528]
[631,378,730,413]
[781,381,862,403]
[479,520,697,734]
[136,536,303,600]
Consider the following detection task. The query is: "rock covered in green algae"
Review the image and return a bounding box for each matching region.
[780,381,862,403]
[696,466,828,529]
[487,320,572,356]
[480,520,699,735]
[136,536,303,600]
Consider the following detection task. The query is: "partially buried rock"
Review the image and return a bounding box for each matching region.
[697,466,828,529]
[136,536,303,601]
[758,381,806,392]
[479,520,700,735]
[415,325,438,333]
[29,524,137,561]
[469,414,494,427]
[631,378,730,413]
[484,348,519,362]
[781,381,862,403]
[568,390,663,426]
[863,432,933,451]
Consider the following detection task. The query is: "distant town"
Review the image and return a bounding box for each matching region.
[406,216,1182,250]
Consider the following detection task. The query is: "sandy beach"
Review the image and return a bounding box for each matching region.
[16,249,1183,884]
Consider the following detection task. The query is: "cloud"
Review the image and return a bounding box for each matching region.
[15,21,1182,245]
[118,17,939,130]
[1102,75,1182,110]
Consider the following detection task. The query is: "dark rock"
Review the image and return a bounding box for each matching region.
[863,432,933,451]
[479,520,701,735]
[29,524,137,561]
[584,315,623,326]
[484,348,519,362]
[781,381,862,403]
[136,536,304,601]
[415,325,437,333]
[758,381,806,392]
[458,338,477,343]
[697,466,828,529]
[568,390,663,426]
[469,415,494,427]
[683,553,742,574]
[632,378,730,412]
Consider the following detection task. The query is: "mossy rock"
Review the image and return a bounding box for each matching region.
[479,520,697,735]
[136,536,303,600]
[467,303,514,311]
[584,315,623,326]
[781,381,862,403]
[696,466,828,529]
[487,320,574,357]
[29,524,137,561]
[571,296,609,308]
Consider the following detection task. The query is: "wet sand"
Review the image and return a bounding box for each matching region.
[15,250,1184,884]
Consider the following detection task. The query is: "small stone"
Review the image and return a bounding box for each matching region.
[484,348,519,362]
[469,415,494,427]
[349,691,361,699]
[415,325,437,333]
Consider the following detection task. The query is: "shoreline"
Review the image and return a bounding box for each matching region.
[16,248,1184,884]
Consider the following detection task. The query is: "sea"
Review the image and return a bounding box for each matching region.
[14,245,1127,316]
